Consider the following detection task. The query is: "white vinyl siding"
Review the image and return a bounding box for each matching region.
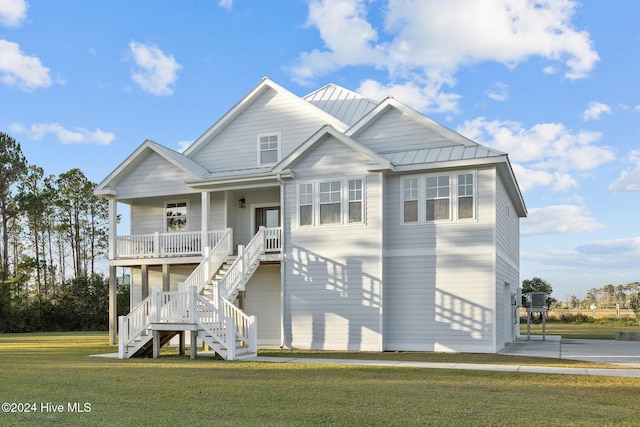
[384,168,499,353]
[283,136,383,351]
[114,152,194,199]
[354,107,455,152]
[244,264,281,346]
[192,88,328,172]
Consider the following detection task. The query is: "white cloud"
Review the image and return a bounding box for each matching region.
[218,0,233,10]
[582,101,611,121]
[522,205,604,236]
[609,150,640,193]
[357,76,461,113]
[0,0,27,27]
[576,236,640,256]
[0,39,52,91]
[11,122,115,145]
[486,82,508,102]
[457,118,614,191]
[292,0,599,112]
[127,41,182,96]
[176,140,192,153]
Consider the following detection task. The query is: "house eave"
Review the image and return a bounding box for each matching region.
[186,170,293,189]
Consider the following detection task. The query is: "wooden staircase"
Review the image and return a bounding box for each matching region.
[118,227,277,360]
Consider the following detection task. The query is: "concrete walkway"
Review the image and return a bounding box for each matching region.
[246,336,640,378]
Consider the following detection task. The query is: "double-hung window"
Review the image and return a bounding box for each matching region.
[426,175,450,221]
[166,201,188,232]
[319,181,341,225]
[258,133,280,166]
[299,183,314,226]
[458,173,474,219]
[403,178,419,223]
[348,179,363,223]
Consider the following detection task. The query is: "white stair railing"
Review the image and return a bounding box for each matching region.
[218,227,267,299]
[182,228,233,293]
[118,294,152,358]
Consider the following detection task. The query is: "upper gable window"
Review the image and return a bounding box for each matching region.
[258,133,281,166]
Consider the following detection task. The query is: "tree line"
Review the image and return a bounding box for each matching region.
[0,131,126,332]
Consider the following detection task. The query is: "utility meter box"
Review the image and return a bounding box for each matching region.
[526,292,547,309]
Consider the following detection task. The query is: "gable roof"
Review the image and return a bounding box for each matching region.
[347,97,478,148]
[303,83,378,126]
[273,125,392,173]
[183,77,350,157]
[95,139,208,196]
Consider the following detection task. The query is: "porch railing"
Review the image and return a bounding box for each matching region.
[115,229,229,259]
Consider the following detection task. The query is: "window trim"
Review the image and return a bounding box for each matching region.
[257,132,281,166]
[296,177,366,228]
[400,171,477,224]
[165,200,189,232]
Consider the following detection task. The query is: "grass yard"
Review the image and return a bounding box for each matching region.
[521,321,640,339]
[1,332,640,426]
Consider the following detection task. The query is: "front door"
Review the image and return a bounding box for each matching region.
[255,206,280,233]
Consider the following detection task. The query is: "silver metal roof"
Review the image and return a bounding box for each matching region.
[304,84,377,126]
[382,145,506,166]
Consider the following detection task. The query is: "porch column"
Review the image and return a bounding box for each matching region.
[201,191,210,252]
[109,266,117,345]
[141,265,149,299]
[108,197,118,259]
[162,264,170,292]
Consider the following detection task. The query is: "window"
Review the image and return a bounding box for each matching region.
[403,178,418,223]
[348,179,363,223]
[319,181,341,224]
[299,184,313,226]
[166,201,187,232]
[297,178,365,227]
[426,175,450,221]
[401,171,477,224]
[258,133,280,166]
[458,173,474,219]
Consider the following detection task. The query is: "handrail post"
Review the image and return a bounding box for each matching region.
[190,285,197,323]
[249,315,257,354]
[259,225,265,251]
[238,244,245,277]
[150,287,159,323]
[226,314,235,360]
[118,315,125,358]
[153,232,160,257]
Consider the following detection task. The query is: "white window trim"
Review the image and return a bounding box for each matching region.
[257,132,281,167]
[165,199,189,232]
[400,171,477,224]
[296,177,366,228]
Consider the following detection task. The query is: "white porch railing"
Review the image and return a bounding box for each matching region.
[182,228,233,293]
[218,226,274,300]
[115,229,229,259]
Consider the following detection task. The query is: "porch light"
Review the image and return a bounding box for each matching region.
[238,196,246,208]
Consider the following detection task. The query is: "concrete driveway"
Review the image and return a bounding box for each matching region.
[499,335,640,368]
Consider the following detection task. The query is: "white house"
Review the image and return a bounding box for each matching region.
[95,77,526,359]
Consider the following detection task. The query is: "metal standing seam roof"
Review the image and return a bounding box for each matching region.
[382,145,506,166]
[304,84,378,127]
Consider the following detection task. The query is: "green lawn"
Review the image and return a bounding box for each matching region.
[1,332,640,426]
[521,322,640,339]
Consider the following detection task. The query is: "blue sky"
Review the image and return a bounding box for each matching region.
[0,0,638,300]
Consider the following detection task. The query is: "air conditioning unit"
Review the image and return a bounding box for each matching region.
[527,292,547,309]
